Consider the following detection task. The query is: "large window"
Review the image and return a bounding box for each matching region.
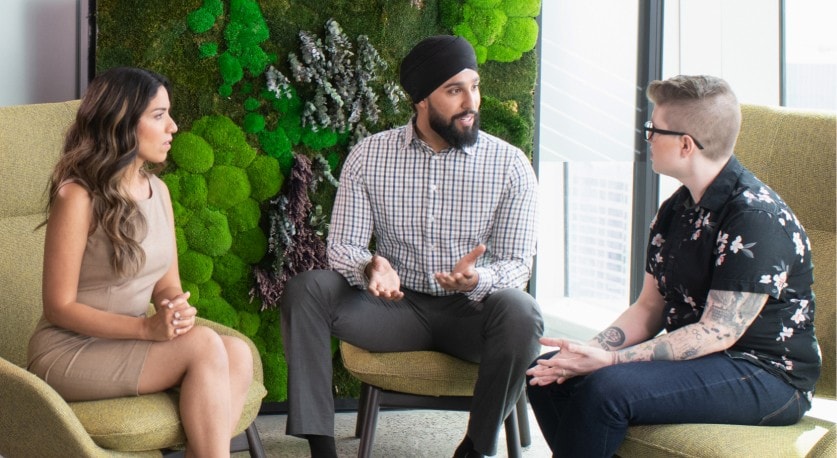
[534,0,836,341]
[534,0,639,339]
[783,0,837,110]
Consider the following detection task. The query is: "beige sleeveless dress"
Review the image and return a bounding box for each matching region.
[27,175,174,401]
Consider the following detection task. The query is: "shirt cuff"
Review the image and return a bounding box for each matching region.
[466,266,494,302]
[348,255,373,289]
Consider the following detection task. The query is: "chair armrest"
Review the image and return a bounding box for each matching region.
[0,357,159,458]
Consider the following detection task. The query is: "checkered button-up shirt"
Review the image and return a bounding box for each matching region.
[327,120,538,301]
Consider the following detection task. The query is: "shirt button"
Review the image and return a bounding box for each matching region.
[430,184,437,192]
[429,216,435,223]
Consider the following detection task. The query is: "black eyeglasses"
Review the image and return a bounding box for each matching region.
[643,121,705,149]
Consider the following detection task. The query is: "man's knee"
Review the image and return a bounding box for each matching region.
[280,269,342,314]
[486,288,538,311]
[484,288,543,334]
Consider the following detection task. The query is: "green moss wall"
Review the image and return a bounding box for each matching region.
[96,0,540,402]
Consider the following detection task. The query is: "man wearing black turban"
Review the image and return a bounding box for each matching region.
[280,35,543,458]
[399,35,481,151]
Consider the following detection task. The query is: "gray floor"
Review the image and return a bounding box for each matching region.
[234,407,551,457]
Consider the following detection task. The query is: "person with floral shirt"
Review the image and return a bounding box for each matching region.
[525,75,820,457]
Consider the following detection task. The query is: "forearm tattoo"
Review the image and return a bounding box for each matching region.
[594,326,626,350]
[651,342,673,360]
[706,290,766,338]
[616,290,767,363]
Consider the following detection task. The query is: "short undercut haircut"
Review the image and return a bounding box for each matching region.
[647,75,741,161]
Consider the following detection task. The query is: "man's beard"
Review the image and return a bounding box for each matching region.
[428,105,480,149]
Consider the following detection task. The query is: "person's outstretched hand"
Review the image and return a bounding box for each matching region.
[366,255,404,300]
[434,244,485,292]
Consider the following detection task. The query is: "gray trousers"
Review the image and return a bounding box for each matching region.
[280,269,544,455]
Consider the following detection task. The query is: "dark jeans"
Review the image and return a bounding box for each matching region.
[526,351,809,457]
[281,269,543,455]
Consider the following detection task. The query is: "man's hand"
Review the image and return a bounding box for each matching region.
[434,244,485,292]
[366,255,404,300]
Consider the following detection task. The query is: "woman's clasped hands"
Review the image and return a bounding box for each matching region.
[146,291,197,341]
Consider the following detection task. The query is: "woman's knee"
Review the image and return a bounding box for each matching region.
[182,326,229,369]
[222,336,254,382]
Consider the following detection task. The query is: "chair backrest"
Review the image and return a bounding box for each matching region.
[0,100,80,368]
[735,104,836,400]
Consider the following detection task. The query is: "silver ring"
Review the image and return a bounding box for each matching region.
[561,369,566,377]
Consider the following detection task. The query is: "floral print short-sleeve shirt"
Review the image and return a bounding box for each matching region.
[646,156,820,395]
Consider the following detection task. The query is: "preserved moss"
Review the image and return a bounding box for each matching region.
[97,0,538,402]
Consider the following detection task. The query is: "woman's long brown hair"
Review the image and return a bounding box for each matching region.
[43,67,171,278]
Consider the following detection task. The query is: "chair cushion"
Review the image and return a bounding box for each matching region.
[70,392,184,451]
[619,416,836,458]
[340,342,478,396]
[70,381,266,451]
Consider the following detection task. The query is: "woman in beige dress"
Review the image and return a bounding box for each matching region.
[27,67,253,458]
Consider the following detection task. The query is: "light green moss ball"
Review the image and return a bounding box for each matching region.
[179,250,214,284]
[184,207,232,256]
[212,252,247,287]
[225,198,261,235]
[206,165,251,209]
[178,173,208,210]
[170,132,214,173]
[247,154,284,202]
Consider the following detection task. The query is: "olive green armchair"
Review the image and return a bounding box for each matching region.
[340,341,531,458]
[0,100,267,457]
[617,105,836,457]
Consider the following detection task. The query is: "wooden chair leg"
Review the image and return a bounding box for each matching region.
[355,382,373,438]
[357,384,382,458]
[516,393,531,447]
[245,422,267,458]
[504,404,522,458]
[229,422,266,458]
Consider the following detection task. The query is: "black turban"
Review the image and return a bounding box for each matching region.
[399,35,478,103]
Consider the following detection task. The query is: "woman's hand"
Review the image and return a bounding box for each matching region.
[145,291,197,341]
[526,337,615,385]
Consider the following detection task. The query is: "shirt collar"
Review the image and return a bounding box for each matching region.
[693,155,745,212]
[405,116,478,156]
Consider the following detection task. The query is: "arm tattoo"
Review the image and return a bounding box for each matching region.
[613,291,766,363]
[707,290,768,337]
[651,342,674,360]
[594,326,626,350]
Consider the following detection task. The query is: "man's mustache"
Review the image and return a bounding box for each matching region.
[453,110,479,120]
